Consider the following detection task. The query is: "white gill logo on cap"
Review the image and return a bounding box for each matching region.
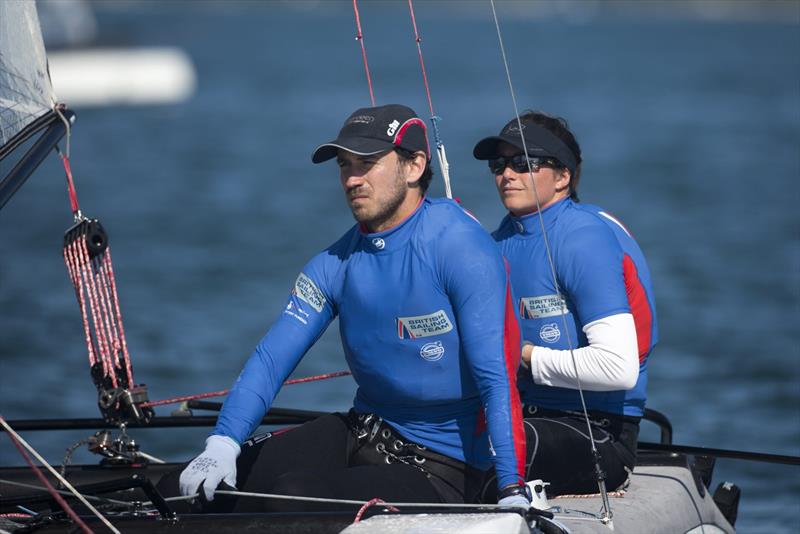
[419,341,445,361]
[539,323,561,343]
[386,119,400,136]
[372,237,385,250]
[503,124,525,134]
[347,115,374,125]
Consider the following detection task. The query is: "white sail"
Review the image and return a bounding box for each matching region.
[0,0,55,148]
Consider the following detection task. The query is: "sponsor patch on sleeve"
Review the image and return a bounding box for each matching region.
[519,294,568,319]
[293,272,326,313]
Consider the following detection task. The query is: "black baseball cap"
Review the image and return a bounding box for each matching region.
[312,104,431,164]
[473,116,578,176]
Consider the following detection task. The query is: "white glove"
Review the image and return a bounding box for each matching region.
[498,493,531,509]
[179,435,240,501]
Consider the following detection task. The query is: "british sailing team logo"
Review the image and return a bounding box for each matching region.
[397,309,453,339]
[292,272,326,313]
[519,294,568,320]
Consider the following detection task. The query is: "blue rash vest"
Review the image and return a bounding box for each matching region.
[493,198,658,417]
[214,198,526,489]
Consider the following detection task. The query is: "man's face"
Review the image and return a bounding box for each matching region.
[337,149,409,231]
[492,142,570,217]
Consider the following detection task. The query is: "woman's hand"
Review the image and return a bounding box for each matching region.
[521,341,535,368]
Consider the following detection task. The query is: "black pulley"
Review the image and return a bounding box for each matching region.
[64,218,109,258]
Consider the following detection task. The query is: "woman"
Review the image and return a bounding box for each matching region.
[473,111,658,497]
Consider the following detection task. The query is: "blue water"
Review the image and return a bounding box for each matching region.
[1,2,798,531]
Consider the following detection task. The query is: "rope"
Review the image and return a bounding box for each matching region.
[158,489,603,527]
[354,498,399,522]
[0,479,133,506]
[0,416,117,534]
[352,0,376,106]
[173,490,525,510]
[487,0,613,524]
[406,0,452,199]
[63,221,138,406]
[141,370,353,408]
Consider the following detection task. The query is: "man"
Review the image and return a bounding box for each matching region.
[473,111,658,497]
[178,104,529,510]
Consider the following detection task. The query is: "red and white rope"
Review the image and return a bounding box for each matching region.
[141,370,353,408]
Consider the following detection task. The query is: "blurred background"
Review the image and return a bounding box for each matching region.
[1,0,798,531]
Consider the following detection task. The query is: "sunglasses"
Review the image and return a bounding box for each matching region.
[488,154,561,175]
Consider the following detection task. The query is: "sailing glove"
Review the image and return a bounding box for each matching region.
[179,435,240,501]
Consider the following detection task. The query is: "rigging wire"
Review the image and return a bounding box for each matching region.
[487,1,614,525]
[141,370,353,408]
[0,479,133,507]
[0,415,120,534]
[406,0,453,199]
[352,0,376,106]
[54,106,81,221]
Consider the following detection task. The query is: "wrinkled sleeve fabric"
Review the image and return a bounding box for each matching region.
[437,220,526,489]
[212,254,336,445]
[531,312,639,390]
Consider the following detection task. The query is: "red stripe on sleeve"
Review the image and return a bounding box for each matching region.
[623,254,653,364]
[502,258,527,481]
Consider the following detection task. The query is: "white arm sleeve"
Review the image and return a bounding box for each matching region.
[530,312,639,391]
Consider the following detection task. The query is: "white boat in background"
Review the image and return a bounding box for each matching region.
[48,47,196,108]
[38,0,196,107]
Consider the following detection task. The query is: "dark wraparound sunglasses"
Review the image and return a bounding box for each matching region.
[488,154,562,175]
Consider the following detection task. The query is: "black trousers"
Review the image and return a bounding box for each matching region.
[481,407,639,501]
[158,411,485,512]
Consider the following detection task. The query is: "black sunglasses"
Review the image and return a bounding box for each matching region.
[488,154,562,175]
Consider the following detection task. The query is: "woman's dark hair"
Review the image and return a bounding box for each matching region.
[395,147,434,193]
[521,111,582,201]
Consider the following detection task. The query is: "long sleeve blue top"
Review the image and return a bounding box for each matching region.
[214,198,526,489]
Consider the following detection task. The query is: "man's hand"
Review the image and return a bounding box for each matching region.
[497,482,532,509]
[179,435,240,501]
[521,341,535,369]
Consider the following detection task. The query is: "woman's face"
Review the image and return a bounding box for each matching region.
[492,142,571,217]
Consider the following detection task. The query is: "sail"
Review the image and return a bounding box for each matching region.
[0,0,55,151]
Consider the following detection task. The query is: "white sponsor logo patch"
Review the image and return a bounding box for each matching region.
[386,119,400,136]
[292,273,325,313]
[519,294,568,319]
[419,341,445,361]
[372,237,385,250]
[284,300,309,324]
[397,309,453,339]
[539,323,561,343]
